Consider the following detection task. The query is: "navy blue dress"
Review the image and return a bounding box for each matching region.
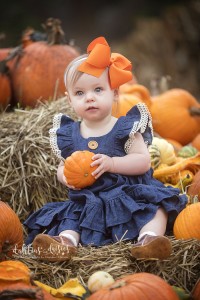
[24,103,187,246]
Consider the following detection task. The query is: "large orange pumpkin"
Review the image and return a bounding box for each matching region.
[64,151,98,189]
[11,18,80,108]
[0,48,12,109]
[0,72,11,109]
[0,201,24,259]
[151,89,200,145]
[118,77,138,94]
[87,273,179,300]
[0,260,31,290]
[173,202,200,240]
[0,261,55,299]
[112,84,152,118]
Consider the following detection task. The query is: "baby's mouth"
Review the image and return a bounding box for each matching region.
[87,106,97,111]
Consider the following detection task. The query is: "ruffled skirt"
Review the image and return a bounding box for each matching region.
[24,173,187,246]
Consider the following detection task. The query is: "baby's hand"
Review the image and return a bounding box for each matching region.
[91,154,114,179]
[62,174,81,190]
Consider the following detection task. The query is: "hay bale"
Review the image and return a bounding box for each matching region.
[1,99,199,293]
[0,98,77,221]
[13,237,200,293]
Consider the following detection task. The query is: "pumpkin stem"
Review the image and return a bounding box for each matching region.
[190,107,200,116]
[21,27,47,48]
[0,288,39,299]
[0,46,22,74]
[0,60,9,74]
[42,18,66,45]
[1,240,12,254]
[109,280,126,290]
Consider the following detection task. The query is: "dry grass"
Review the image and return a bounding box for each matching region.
[13,237,200,293]
[0,98,76,221]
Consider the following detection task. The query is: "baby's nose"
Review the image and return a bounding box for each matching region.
[86,92,94,101]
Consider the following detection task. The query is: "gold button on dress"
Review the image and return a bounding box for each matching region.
[88,140,98,150]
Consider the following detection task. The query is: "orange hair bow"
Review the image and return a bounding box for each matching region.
[78,36,133,89]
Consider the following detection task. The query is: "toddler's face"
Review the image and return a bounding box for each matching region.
[68,70,117,122]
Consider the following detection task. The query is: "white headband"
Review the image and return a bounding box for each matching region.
[64,56,87,87]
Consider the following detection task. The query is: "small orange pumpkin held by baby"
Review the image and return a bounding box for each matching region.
[64,150,98,189]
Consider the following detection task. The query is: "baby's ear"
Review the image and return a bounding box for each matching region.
[114,89,119,100]
[65,91,71,104]
[65,91,68,97]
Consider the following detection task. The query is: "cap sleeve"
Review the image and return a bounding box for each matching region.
[117,103,154,153]
[49,113,74,159]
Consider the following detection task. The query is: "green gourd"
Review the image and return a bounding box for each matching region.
[177,145,198,158]
[148,144,161,169]
[152,137,177,166]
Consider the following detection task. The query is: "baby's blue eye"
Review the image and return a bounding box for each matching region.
[76,91,83,96]
[95,87,102,92]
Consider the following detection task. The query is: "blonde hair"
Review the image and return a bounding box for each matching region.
[64,54,88,90]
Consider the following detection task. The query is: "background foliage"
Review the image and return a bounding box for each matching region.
[0,0,199,97]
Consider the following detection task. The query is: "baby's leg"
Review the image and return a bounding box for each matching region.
[138,207,168,239]
[59,229,80,247]
[131,208,172,259]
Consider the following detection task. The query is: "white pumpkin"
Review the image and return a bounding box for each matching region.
[152,137,176,165]
[87,271,115,293]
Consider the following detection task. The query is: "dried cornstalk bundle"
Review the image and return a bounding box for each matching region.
[0,97,77,221]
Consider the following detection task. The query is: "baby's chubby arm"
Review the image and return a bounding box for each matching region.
[57,160,66,185]
[91,132,151,179]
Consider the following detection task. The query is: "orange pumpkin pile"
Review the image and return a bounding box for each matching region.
[151,89,200,145]
[173,201,200,240]
[0,48,12,108]
[113,83,200,147]
[113,82,200,218]
[87,272,179,300]
[0,260,55,299]
[112,84,152,118]
[0,260,31,289]
[0,201,24,260]
[112,82,200,242]
[148,139,200,241]
[0,18,80,109]
[149,143,200,240]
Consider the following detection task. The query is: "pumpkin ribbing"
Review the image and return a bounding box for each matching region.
[173,202,200,240]
[87,273,179,300]
[64,151,97,189]
[151,89,200,145]
[11,18,80,108]
[112,84,152,118]
[0,261,31,290]
[0,201,23,260]
[0,49,12,109]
